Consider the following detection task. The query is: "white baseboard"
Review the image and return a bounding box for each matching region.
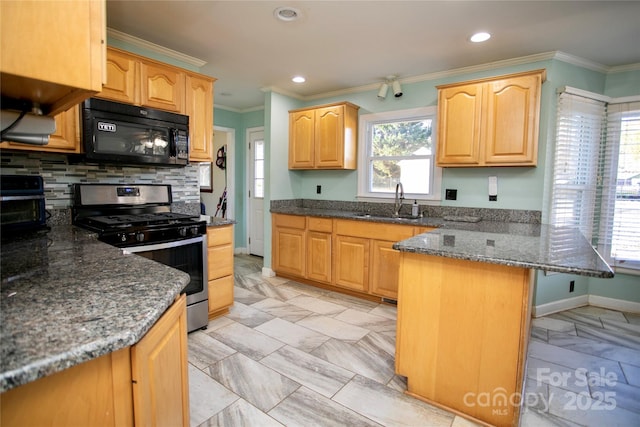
[262,267,275,277]
[588,295,640,314]
[533,295,589,317]
[534,294,640,317]
[234,247,248,254]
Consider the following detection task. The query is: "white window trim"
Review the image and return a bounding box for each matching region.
[357,106,442,202]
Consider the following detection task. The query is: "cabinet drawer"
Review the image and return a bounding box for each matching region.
[273,214,306,229]
[208,276,234,314]
[208,244,233,280]
[334,219,415,241]
[307,217,332,232]
[207,225,233,247]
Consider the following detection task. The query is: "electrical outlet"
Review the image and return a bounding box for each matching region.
[316,185,321,194]
[445,189,457,200]
[569,280,575,292]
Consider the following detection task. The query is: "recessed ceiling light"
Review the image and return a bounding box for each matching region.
[470,32,491,43]
[274,6,301,22]
[292,76,306,83]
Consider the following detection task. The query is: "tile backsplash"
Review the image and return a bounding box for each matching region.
[1,152,201,214]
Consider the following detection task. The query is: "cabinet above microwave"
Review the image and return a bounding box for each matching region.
[0,0,106,116]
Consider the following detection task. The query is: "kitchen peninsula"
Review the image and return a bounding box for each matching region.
[393,224,614,427]
[0,226,191,426]
[270,201,614,426]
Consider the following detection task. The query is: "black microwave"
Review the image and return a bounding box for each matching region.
[81,98,190,167]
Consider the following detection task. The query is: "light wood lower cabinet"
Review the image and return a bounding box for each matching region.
[395,253,533,426]
[271,214,433,300]
[131,294,190,427]
[0,294,189,427]
[333,234,370,292]
[207,225,235,318]
[272,214,306,277]
[306,217,333,284]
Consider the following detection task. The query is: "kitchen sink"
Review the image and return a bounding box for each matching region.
[351,212,420,222]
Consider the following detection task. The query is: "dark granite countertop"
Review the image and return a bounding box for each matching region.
[0,226,190,393]
[203,215,236,227]
[393,225,613,278]
[270,206,614,279]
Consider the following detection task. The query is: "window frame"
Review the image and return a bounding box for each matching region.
[357,106,442,201]
[550,87,640,273]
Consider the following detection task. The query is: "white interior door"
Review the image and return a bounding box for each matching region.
[248,128,264,256]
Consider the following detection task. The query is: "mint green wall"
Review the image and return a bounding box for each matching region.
[260,58,640,307]
[213,107,266,248]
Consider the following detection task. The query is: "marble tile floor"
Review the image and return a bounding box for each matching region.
[188,255,640,426]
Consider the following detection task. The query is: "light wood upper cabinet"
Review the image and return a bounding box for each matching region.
[0,0,105,116]
[140,62,185,113]
[96,47,216,162]
[186,74,214,162]
[436,69,545,167]
[289,102,359,170]
[99,49,138,104]
[0,105,80,153]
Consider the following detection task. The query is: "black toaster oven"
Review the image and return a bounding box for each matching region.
[0,175,47,236]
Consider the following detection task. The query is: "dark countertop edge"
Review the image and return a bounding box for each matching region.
[269,207,613,279]
[0,227,190,393]
[270,207,444,227]
[392,245,615,279]
[206,218,236,227]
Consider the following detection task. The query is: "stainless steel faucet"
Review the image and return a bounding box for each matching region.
[393,182,404,217]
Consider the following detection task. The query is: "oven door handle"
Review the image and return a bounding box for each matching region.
[121,235,204,253]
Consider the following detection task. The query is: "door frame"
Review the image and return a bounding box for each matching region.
[213,126,235,220]
[246,126,265,256]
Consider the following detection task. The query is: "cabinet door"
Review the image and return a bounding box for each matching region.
[436,83,483,166]
[370,240,401,299]
[140,62,184,113]
[0,105,80,153]
[208,275,234,315]
[288,109,315,169]
[314,105,344,168]
[131,294,189,427]
[0,0,105,115]
[333,235,369,292]
[186,73,214,162]
[484,74,541,165]
[307,231,332,283]
[273,226,306,277]
[97,48,138,104]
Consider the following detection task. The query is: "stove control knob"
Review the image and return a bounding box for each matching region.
[120,233,127,242]
[179,227,187,237]
[190,226,199,235]
[135,232,145,242]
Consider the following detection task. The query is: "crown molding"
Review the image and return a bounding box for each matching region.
[107,28,207,68]
[213,103,265,114]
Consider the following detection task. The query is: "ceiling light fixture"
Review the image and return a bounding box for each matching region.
[470,32,491,43]
[378,75,402,100]
[274,6,301,22]
[292,76,306,83]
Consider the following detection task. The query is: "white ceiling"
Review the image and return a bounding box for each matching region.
[106,0,640,111]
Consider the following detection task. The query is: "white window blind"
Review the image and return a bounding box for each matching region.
[596,100,640,269]
[550,91,606,240]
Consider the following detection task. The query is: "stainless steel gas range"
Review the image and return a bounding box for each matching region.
[72,183,208,332]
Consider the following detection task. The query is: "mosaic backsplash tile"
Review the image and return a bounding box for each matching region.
[1,152,202,221]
